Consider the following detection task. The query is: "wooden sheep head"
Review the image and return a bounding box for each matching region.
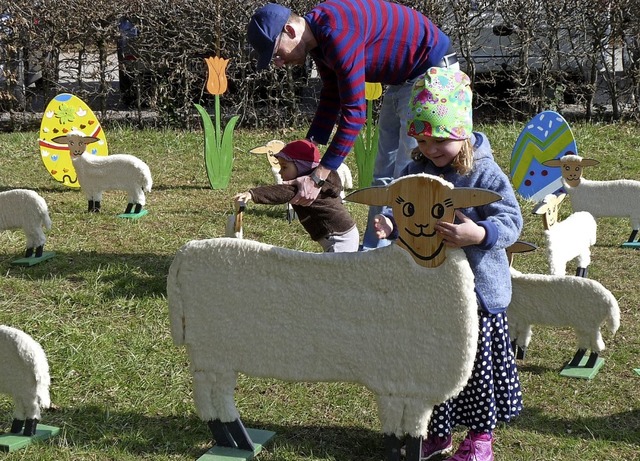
[543,155,600,187]
[249,140,286,172]
[346,174,501,268]
[533,193,567,230]
[51,131,100,157]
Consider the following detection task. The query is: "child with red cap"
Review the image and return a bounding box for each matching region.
[233,140,359,252]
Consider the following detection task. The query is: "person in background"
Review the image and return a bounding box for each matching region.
[374,67,523,461]
[233,140,359,253]
[246,0,459,249]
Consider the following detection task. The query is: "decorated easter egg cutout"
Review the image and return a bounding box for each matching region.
[510,111,577,201]
[38,93,108,188]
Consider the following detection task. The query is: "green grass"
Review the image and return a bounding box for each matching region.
[0,122,639,460]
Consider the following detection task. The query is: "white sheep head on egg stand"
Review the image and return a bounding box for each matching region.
[50,131,152,216]
[167,174,501,461]
[0,325,51,437]
[543,154,640,246]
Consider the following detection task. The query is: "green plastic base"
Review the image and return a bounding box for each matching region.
[620,241,640,249]
[11,252,56,266]
[197,428,275,461]
[117,209,149,219]
[560,356,605,379]
[0,424,60,452]
[634,368,640,376]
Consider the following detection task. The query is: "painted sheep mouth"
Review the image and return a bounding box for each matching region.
[398,236,445,262]
[405,226,437,238]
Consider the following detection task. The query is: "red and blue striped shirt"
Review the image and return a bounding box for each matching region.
[305,0,450,170]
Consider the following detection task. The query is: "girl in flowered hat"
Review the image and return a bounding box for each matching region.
[374,67,523,461]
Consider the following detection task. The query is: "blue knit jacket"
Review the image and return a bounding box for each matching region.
[384,132,523,314]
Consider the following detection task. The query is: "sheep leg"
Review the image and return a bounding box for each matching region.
[35,245,44,258]
[511,341,526,360]
[23,418,39,436]
[585,351,599,368]
[10,418,24,433]
[88,200,101,212]
[225,418,254,451]
[575,267,588,278]
[208,419,236,447]
[568,348,587,367]
[207,419,254,451]
[383,434,403,461]
[404,435,422,461]
[125,203,134,214]
[134,204,143,214]
[628,229,638,243]
[25,247,34,258]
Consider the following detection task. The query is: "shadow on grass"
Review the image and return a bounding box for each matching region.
[32,406,383,460]
[1,251,172,299]
[512,406,640,445]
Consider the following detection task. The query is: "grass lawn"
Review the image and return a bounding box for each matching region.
[0,122,639,460]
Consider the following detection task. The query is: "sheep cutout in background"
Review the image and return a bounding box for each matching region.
[507,242,620,375]
[543,154,640,246]
[50,131,152,217]
[0,189,54,264]
[533,192,596,277]
[167,174,501,461]
[0,325,51,436]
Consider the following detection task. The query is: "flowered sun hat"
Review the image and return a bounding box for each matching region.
[407,67,473,140]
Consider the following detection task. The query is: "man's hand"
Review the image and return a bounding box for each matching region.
[373,214,393,239]
[287,165,331,206]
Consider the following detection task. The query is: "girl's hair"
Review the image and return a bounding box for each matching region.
[411,138,474,175]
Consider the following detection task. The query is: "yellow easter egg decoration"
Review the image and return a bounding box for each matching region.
[38,93,108,188]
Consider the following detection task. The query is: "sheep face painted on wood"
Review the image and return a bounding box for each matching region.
[51,131,152,214]
[544,154,640,243]
[0,325,51,436]
[0,189,52,258]
[533,193,597,277]
[167,174,500,460]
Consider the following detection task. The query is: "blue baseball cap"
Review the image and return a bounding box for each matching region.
[247,3,291,70]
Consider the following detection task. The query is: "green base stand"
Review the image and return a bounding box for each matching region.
[634,368,640,376]
[620,241,640,249]
[197,428,275,461]
[0,425,60,452]
[560,356,605,379]
[118,209,149,219]
[11,252,56,266]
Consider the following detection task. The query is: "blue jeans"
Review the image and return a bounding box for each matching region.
[361,79,417,250]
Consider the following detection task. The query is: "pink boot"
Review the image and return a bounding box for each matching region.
[445,432,494,461]
[420,434,453,460]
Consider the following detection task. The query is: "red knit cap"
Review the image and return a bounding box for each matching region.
[275,140,320,175]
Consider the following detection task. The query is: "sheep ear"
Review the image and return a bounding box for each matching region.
[506,241,537,266]
[542,159,563,167]
[249,140,285,155]
[344,185,389,207]
[51,135,69,144]
[582,158,600,167]
[450,188,502,208]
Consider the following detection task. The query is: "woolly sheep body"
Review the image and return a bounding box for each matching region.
[167,238,479,438]
[544,211,597,275]
[72,153,152,205]
[0,189,51,253]
[565,178,640,229]
[509,269,620,353]
[0,325,51,425]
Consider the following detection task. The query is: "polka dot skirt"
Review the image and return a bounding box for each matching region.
[429,311,523,436]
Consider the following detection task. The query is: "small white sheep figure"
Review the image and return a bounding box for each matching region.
[0,189,52,258]
[224,201,244,239]
[50,131,152,214]
[507,242,620,369]
[0,325,51,436]
[167,174,500,461]
[544,154,640,244]
[533,192,597,277]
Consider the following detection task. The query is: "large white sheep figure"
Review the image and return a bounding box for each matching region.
[167,174,501,461]
[50,131,152,215]
[0,189,52,258]
[543,154,640,244]
[0,325,51,436]
[533,192,597,277]
[507,243,620,370]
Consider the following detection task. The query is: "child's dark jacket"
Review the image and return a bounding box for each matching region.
[249,170,356,241]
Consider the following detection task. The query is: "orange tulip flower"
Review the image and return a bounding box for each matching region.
[205,56,230,95]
